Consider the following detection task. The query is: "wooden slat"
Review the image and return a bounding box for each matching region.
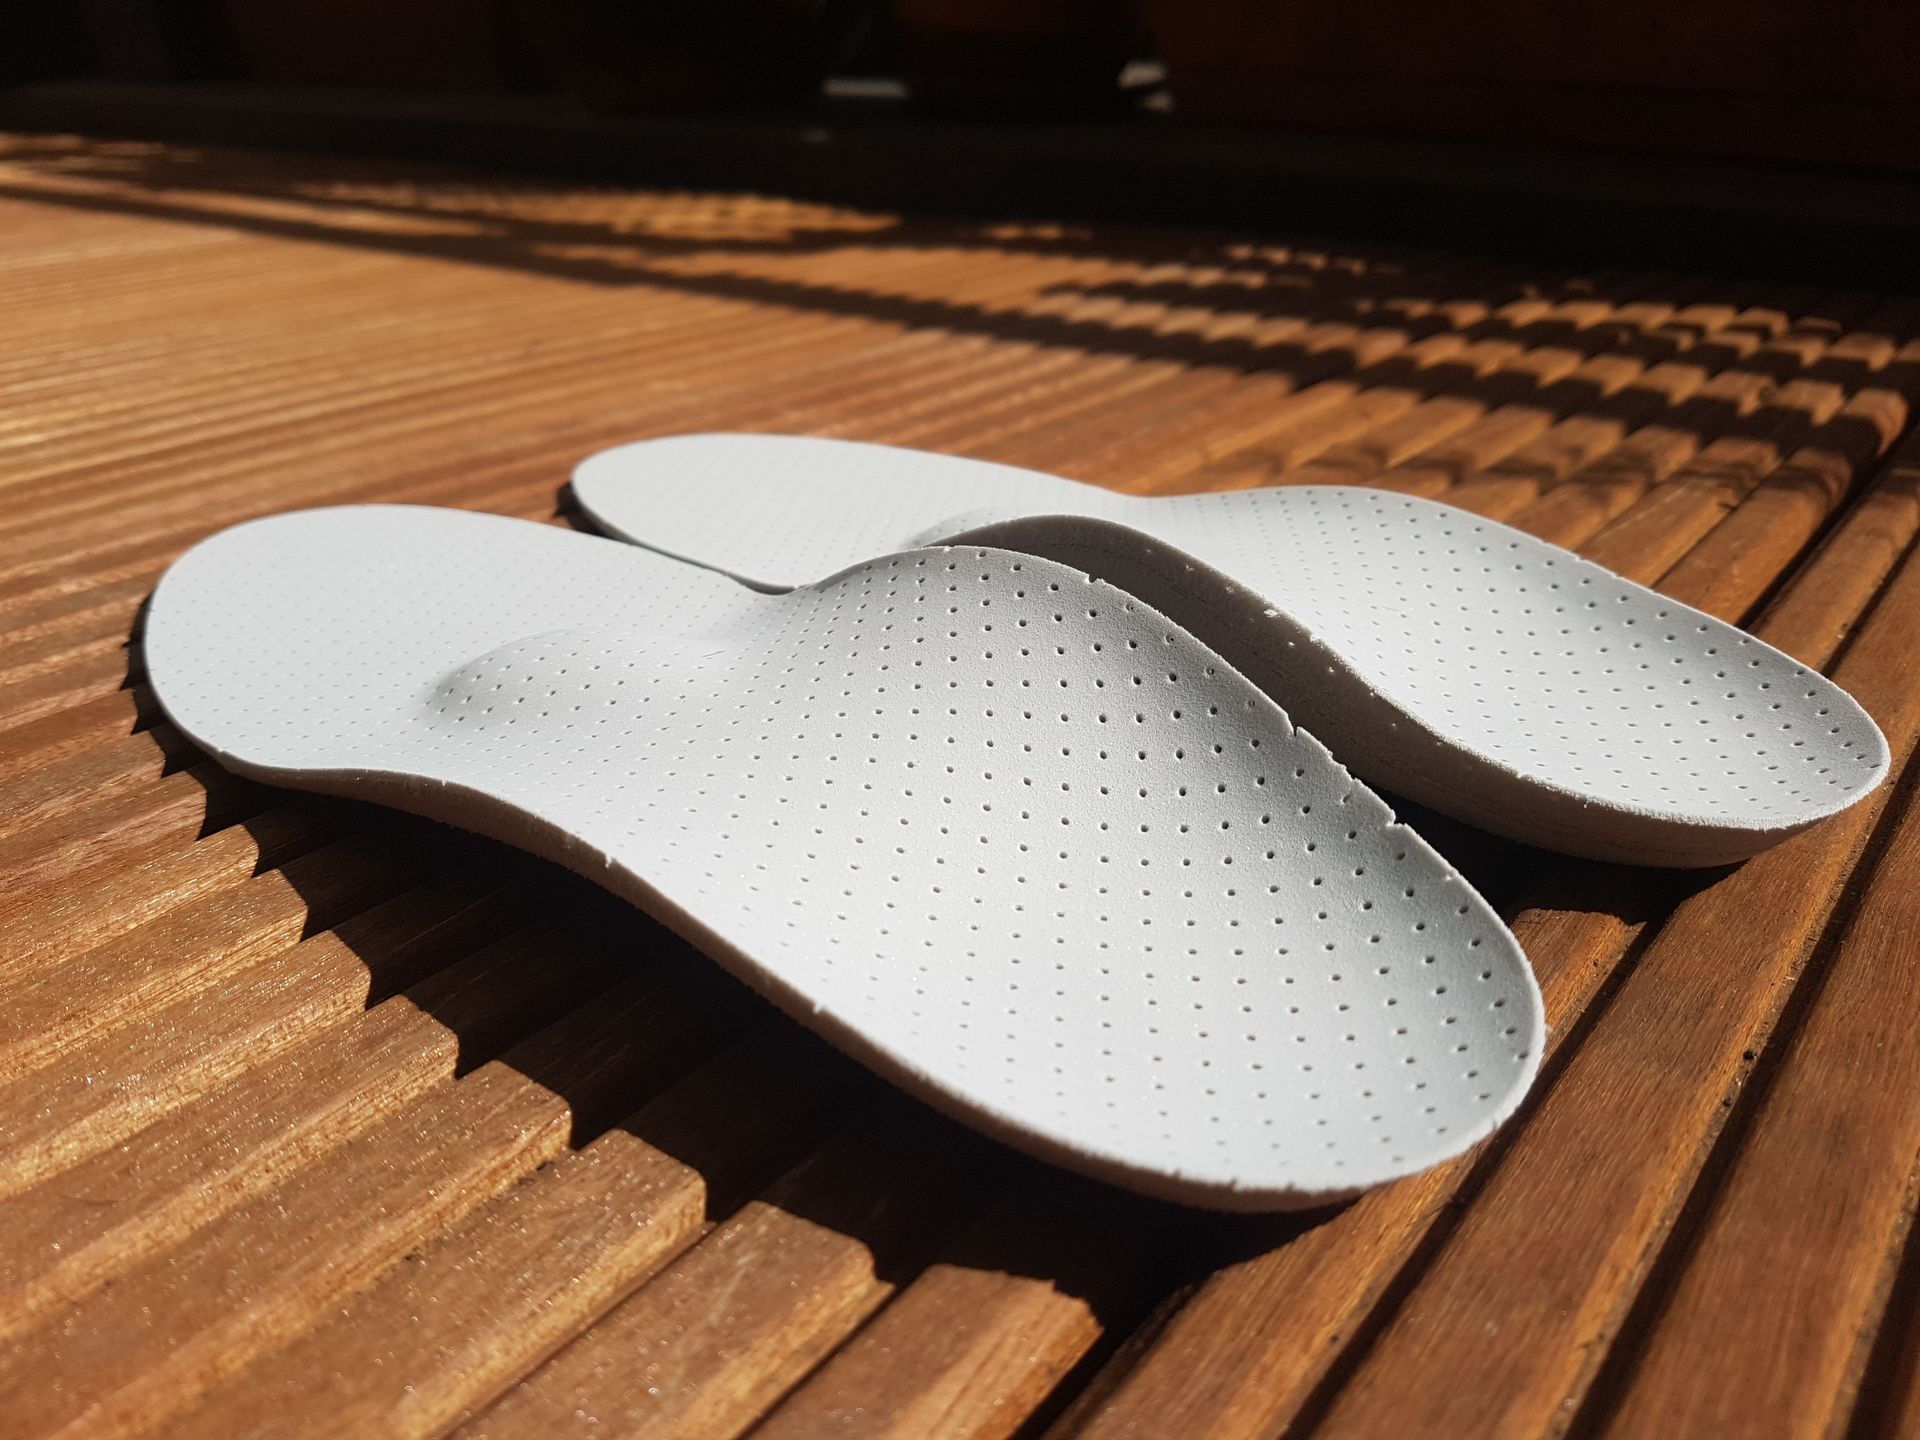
[0,800,344,969]
[0,1064,572,1439]
[149,1028,868,1440]
[460,1101,1012,1440]
[0,829,445,1078]
[0,866,552,1193]
[0,999,456,1341]
[750,1170,1184,1440]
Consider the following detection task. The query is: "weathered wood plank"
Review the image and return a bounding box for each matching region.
[147,1027,868,1440]
[0,1064,573,1439]
[461,1103,1013,1440]
[752,1171,1185,1440]
[0,800,343,967]
[0,830,443,1077]
[0,866,550,1193]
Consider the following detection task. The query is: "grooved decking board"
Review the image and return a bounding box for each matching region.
[3,131,1920,1440]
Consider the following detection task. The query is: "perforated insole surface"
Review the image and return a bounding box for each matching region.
[574,434,1888,865]
[146,505,1542,1210]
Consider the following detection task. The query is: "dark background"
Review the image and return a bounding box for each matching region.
[4,0,1918,287]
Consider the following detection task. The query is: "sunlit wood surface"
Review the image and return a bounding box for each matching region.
[5,132,1920,1440]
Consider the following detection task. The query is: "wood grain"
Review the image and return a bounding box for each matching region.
[2,134,1919,1440]
[462,1103,1011,1440]
[153,1028,868,1440]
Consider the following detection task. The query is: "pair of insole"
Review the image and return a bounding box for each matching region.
[146,435,1886,1210]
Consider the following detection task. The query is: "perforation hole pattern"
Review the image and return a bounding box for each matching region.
[1147,487,1885,825]
[145,505,1542,1208]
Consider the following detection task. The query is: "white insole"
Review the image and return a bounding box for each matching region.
[574,434,1888,866]
[145,505,1542,1211]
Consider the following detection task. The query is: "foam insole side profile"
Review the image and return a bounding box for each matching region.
[573,434,1889,866]
[146,505,1542,1211]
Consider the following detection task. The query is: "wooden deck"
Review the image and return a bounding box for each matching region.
[4,131,1920,1440]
